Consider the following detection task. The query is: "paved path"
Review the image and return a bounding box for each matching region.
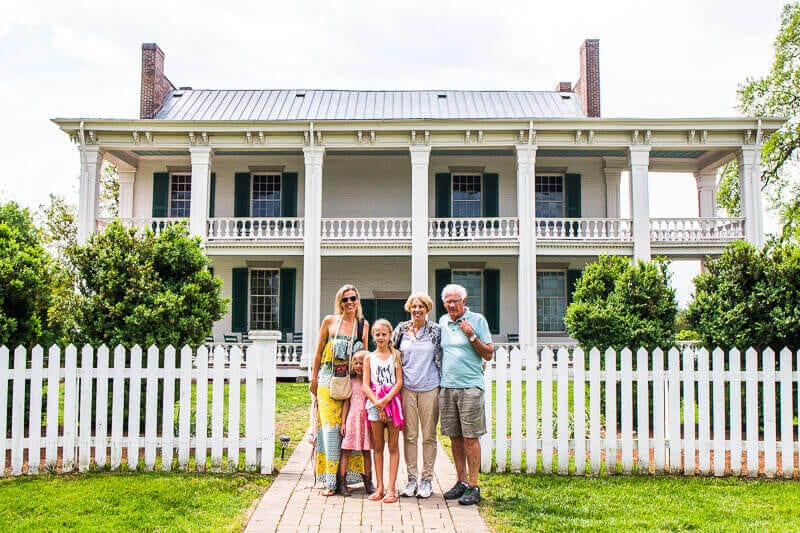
[245,431,489,532]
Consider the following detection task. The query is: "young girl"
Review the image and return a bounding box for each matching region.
[363,319,404,503]
[339,350,375,496]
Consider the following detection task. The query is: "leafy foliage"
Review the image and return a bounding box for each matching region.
[721,3,800,238]
[70,221,226,347]
[686,240,800,350]
[564,255,678,350]
[0,202,58,347]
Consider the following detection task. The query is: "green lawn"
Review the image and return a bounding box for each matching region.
[478,474,800,531]
[0,381,311,531]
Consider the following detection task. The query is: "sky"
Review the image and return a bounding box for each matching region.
[0,0,789,305]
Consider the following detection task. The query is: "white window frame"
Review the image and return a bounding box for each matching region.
[536,269,567,333]
[452,269,483,314]
[535,174,566,218]
[251,173,282,218]
[451,173,483,218]
[249,268,280,331]
[169,173,192,218]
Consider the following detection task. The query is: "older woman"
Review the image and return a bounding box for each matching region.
[391,292,442,499]
[310,284,370,496]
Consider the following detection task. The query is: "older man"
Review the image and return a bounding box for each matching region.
[438,283,494,505]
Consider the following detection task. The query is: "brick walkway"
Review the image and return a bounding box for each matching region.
[245,431,489,532]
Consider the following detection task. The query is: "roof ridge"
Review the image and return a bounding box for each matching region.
[170,88,572,94]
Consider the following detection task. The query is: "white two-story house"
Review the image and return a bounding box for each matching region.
[54,41,780,369]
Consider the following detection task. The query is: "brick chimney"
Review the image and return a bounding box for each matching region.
[556,81,572,92]
[140,43,175,119]
[575,39,600,118]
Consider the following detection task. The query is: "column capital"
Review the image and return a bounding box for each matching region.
[189,144,214,160]
[118,170,136,184]
[409,144,431,166]
[515,144,538,165]
[693,169,717,190]
[303,145,325,164]
[628,145,651,166]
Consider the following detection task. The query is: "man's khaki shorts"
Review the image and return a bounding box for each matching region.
[439,387,486,439]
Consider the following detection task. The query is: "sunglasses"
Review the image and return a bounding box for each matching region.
[341,296,358,303]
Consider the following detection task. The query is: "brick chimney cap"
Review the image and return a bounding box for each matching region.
[142,43,164,53]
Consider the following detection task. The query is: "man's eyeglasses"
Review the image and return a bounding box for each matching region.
[444,299,463,306]
[342,296,358,303]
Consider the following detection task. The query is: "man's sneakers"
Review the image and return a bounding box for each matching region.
[458,485,481,505]
[416,478,433,498]
[399,478,417,497]
[443,480,469,500]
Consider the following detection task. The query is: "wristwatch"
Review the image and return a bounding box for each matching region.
[468,334,478,342]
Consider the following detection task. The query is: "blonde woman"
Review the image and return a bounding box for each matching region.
[390,292,442,499]
[310,284,370,496]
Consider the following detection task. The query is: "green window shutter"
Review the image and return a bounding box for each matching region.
[279,268,296,336]
[435,173,451,218]
[209,173,216,217]
[567,269,582,305]
[152,172,169,217]
[234,172,251,217]
[565,173,582,218]
[483,269,500,334]
[482,173,499,217]
[231,268,248,333]
[281,172,298,217]
[435,269,452,321]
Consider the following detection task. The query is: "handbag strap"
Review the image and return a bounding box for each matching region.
[329,315,356,373]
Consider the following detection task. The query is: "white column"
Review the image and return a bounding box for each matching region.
[629,146,651,262]
[118,169,136,219]
[738,145,764,247]
[694,170,717,218]
[409,145,431,294]
[189,145,213,240]
[77,145,103,244]
[301,145,325,369]
[516,144,537,352]
[603,165,623,218]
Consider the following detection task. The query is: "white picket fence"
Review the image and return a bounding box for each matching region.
[0,333,281,477]
[483,346,800,478]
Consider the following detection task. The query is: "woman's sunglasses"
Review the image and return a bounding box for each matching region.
[341,296,358,303]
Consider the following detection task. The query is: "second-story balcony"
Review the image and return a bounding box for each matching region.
[97,216,746,250]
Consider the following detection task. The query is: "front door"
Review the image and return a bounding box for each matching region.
[361,298,407,350]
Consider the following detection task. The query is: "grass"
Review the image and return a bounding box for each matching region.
[478,473,800,531]
[0,381,310,531]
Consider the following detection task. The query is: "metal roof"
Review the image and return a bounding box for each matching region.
[152,89,587,121]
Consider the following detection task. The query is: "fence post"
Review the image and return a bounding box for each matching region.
[249,330,281,475]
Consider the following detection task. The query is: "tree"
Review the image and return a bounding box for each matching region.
[718,3,800,237]
[686,240,800,350]
[0,202,57,347]
[564,255,678,350]
[69,221,226,347]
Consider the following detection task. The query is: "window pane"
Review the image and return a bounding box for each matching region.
[169,174,191,218]
[452,270,482,313]
[252,175,281,217]
[535,175,564,218]
[537,271,566,332]
[452,175,481,218]
[250,269,280,330]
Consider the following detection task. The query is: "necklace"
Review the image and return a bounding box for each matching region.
[407,322,425,343]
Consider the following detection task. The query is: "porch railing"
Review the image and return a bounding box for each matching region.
[207,218,304,240]
[321,218,412,240]
[536,218,632,241]
[96,217,182,237]
[429,217,519,240]
[650,217,745,242]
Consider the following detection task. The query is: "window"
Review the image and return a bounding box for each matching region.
[252,174,281,217]
[452,270,482,313]
[535,175,564,217]
[250,269,279,330]
[537,271,566,332]
[452,174,482,217]
[169,174,191,218]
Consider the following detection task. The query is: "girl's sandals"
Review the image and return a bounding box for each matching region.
[382,490,398,504]
[321,488,336,497]
[367,489,384,501]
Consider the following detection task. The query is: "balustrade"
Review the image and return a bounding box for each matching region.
[535,218,632,241]
[96,217,182,237]
[320,218,412,240]
[428,217,519,240]
[207,218,304,240]
[650,218,745,242]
